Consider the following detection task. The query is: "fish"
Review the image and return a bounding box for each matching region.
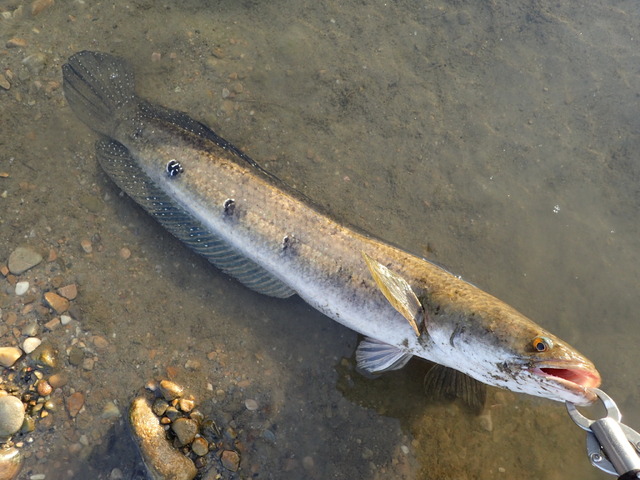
[62,51,601,408]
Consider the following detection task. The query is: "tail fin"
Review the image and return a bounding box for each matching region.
[62,51,138,137]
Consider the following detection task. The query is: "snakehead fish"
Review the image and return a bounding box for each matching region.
[62,51,600,407]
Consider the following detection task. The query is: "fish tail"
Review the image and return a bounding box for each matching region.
[62,51,138,137]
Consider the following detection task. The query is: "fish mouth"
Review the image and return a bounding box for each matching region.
[530,363,601,403]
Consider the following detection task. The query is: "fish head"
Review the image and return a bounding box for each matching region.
[426,306,601,406]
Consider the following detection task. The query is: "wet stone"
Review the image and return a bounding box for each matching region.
[190,436,208,456]
[22,337,41,355]
[68,346,84,366]
[7,247,42,275]
[0,348,22,368]
[171,417,198,446]
[151,399,168,417]
[159,380,183,401]
[48,373,68,389]
[44,292,69,314]
[57,284,77,300]
[221,450,240,472]
[0,447,23,480]
[66,392,85,417]
[0,396,25,436]
[129,397,197,480]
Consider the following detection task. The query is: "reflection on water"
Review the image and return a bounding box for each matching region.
[1,0,638,478]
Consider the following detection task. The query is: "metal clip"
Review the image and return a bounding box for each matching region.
[566,388,640,476]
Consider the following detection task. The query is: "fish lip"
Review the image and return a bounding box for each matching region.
[529,362,601,403]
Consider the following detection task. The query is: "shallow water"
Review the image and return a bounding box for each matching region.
[1,0,639,479]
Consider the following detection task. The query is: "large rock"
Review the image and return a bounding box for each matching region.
[129,397,197,480]
[0,396,25,437]
[7,247,42,275]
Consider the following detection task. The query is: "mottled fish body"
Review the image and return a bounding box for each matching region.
[62,51,600,406]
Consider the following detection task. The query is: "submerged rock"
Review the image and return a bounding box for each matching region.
[129,397,197,480]
[0,396,25,437]
[7,247,42,275]
[0,447,23,480]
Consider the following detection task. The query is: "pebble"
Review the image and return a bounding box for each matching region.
[0,395,26,436]
[5,38,27,49]
[7,247,42,275]
[171,417,198,446]
[57,284,77,300]
[151,399,168,417]
[159,380,183,401]
[0,73,10,91]
[0,447,23,480]
[66,392,85,417]
[31,0,54,16]
[221,450,240,472]
[190,436,208,456]
[0,348,22,368]
[14,281,29,296]
[36,380,52,397]
[92,336,108,349]
[22,337,41,355]
[177,398,195,413]
[128,397,197,480]
[80,239,92,254]
[119,247,131,260]
[60,315,72,325]
[43,292,69,314]
[101,401,120,419]
[48,373,68,389]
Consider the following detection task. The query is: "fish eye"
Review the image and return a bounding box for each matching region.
[532,336,553,352]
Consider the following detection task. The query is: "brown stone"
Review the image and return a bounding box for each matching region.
[66,392,84,417]
[48,373,68,389]
[129,397,197,480]
[6,38,27,48]
[44,292,69,313]
[91,335,108,349]
[221,450,240,472]
[31,0,54,16]
[57,284,77,300]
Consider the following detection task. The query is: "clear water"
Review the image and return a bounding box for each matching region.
[1,0,638,478]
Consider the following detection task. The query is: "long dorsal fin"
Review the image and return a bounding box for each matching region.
[362,252,423,336]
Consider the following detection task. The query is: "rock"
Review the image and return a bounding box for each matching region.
[67,346,84,366]
[0,396,25,436]
[244,399,258,411]
[48,373,68,389]
[36,380,52,397]
[171,418,198,446]
[129,397,197,480]
[57,284,77,300]
[101,401,120,419]
[151,399,168,417]
[92,335,108,349]
[221,450,240,472]
[14,282,28,296]
[31,0,54,16]
[159,380,183,401]
[0,447,23,480]
[7,247,42,275]
[60,314,72,325]
[66,392,85,417]
[22,337,41,354]
[44,292,69,313]
[0,348,22,368]
[190,437,208,456]
[177,398,195,413]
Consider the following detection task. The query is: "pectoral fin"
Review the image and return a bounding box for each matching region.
[362,252,424,336]
[356,337,412,373]
[423,364,487,415]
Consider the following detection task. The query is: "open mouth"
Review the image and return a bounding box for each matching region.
[533,366,601,390]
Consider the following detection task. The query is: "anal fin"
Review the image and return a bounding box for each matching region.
[423,364,487,415]
[356,337,412,373]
